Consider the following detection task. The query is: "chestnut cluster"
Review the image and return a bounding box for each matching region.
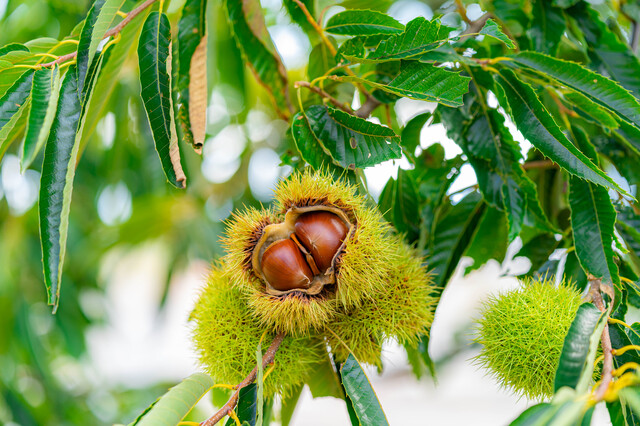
[261,211,348,291]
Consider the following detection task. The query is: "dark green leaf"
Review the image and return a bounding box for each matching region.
[508,51,640,129]
[464,206,508,272]
[226,0,290,117]
[304,104,401,169]
[494,68,628,195]
[568,126,619,287]
[554,303,606,393]
[325,10,403,36]
[569,2,640,98]
[563,91,619,130]
[510,403,555,426]
[307,350,343,398]
[77,0,125,97]
[609,323,640,371]
[401,112,430,155]
[79,2,149,149]
[427,192,485,291]
[345,61,471,107]
[345,17,449,62]
[378,168,420,242]
[528,0,565,55]
[516,233,559,277]
[138,11,186,188]
[290,111,338,170]
[132,373,214,426]
[21,66,61,171]
[479,19,516,49]
[283,0,316,33]
[226,384,258,426]
[39,67,83,312]
[307,40,337,80]
[177,0,207,152]
[0,69,34,154]
[340,354,389,426]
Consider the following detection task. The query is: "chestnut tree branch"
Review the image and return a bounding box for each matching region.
[355,96,381,118]
[589,278,614,401]
[201,333,286,426]
[295,81,354,114]
[522,159,557,170]
[39,0,158,68]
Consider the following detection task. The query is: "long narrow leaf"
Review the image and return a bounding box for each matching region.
[340,354,389,426]
[22,65,61,171]
[138,11,187,188]
[0,69,34,134]
[77,0,125,97]
[177,0,207,152]
[39,67,82,312]
[568,126,619,286]
[494,68,629,195]
[132,373,214,426]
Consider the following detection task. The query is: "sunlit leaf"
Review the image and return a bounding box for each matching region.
[343,61,470,107]
[131,373,214,426]
[138,11,186,188]
[0,69,33,157]
[325,10,404,36]
[21,65,61,171]
[479,19,515,49]
[0,43,29,57]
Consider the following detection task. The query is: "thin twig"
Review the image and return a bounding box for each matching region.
[355,96,381,118]
[295,81,354,114]
[590,278,614,401]
[201,334,286,426]
[39,0,158,68]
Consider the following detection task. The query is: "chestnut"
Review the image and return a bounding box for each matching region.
[294,211,348,272]
[261,239,314,291]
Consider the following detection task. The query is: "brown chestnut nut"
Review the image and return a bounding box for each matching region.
[294,211,348,272]
[261,239,314,291]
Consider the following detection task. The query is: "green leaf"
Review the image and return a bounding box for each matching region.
[568,126,619,286]
[0,69,33,157]
[554,303,606,393]
[255,343,264,426]
[344,17,449,62]
[569,2,640,98]
[340,354,389,426]
[510,403,555,425]
[79,2,149,149]
[283,0,316,33]
[620,387,640,419]
[343,61,470,107]
[307,350,343,399]
[138,11,186,188]
[379,168,420,242]
[304,105,401,169]
[307,39,337,81]
[528,0,565,55]
[39,67,83,312]
[226,0,290,117]
[508,51,640,129]
[280,384,302,426]
[401,112,430,155]
[177,0,208,152]
[464,206,508,272]
[132,373,214,426]
[562,91,619,130]
[609,323,640,371]
[427,192,485,291]
[479,19,515,49]
[226,384,258,426]
[325,10,404,36]
[516,233,559,277]
[494,68,628,195]
[77,0,125,97]
[290,111,338,170]
[0,43,29,57]
[21,65,61,171]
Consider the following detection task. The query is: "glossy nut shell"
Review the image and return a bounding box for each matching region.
[294,211,349,272]
[261,239,314,291]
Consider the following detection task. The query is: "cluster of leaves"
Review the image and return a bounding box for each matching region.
[3,0,640,424]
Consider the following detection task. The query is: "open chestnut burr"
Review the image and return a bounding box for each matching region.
[252,207,353,294]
